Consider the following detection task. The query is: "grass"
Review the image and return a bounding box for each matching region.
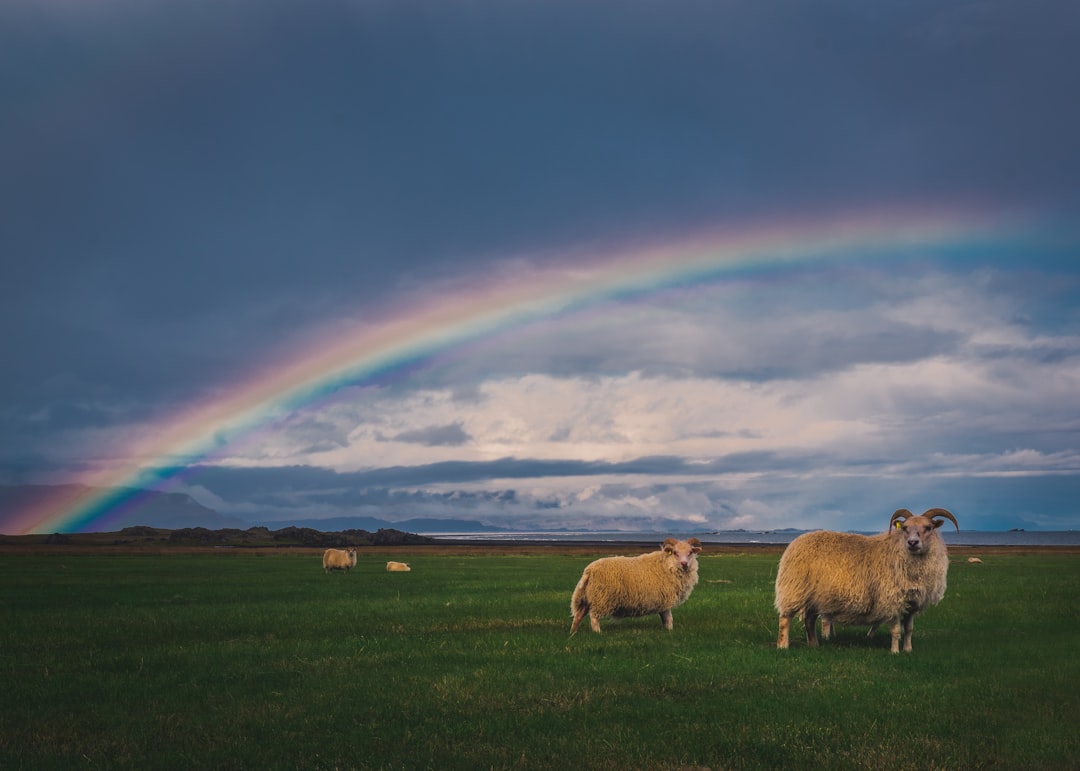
[0,549,1077,769]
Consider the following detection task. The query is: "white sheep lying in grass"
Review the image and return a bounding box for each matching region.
[570,538,702,633]
[322,547,357,574]
[385,561,411,572]
[775,508,958,653]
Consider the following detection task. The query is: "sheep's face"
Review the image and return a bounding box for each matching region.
[346,547,357,557]
[896,517,941,555]
[662,538,702,572]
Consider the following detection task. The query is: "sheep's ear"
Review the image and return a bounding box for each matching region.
[662,538,677,551]
[932,519,945,530]
[688,537,702,551]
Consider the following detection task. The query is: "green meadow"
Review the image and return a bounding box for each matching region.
[1,549,1077,770]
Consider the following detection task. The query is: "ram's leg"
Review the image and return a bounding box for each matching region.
[801,609,819,647]
[659,609,673,630]
[888,619,902,653]
[777,614,791,649]
[590,613,601,633]
[901,613,916,652]
[821,617,833,640]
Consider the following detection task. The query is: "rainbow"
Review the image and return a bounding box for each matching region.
[10,210,1018,534]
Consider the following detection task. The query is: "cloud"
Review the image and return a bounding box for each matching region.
[71,263,1077,534]
[1,2,1078,534]
[385,422,471,447]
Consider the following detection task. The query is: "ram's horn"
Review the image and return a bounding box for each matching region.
[889,509,914,528]
[922,508,959,532]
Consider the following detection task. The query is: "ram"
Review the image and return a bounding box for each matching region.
[322,547,358,574]
[775,508,958,653]
[571,538,702,633]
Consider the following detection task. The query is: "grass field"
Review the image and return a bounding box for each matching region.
[1,547,1077,770]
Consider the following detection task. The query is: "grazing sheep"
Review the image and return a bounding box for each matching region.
[322,547,357,574]
[570,538,702,634]
[386,561,411,572]
[775,508,958,653]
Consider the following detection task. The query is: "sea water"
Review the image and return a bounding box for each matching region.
[427,530,1080,546]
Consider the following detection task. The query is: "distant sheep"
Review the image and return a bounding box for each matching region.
[967,557,983,564]
[386,561,411,572]
[571,538,702,633]
[322,547,357,574]
[775,508,958,653]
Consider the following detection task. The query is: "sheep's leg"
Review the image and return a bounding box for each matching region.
[888,619,902,653]
[901,613,916,652]
[804,609,820,647]
[589,614,601,633]
[571,605,588,634]
[820,617,833,640]
[777,614,791,649]
[659,609,673,630]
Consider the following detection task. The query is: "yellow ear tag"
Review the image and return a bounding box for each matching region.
[894,521,903,529]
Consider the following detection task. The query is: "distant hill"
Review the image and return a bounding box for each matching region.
[0,524,437,549]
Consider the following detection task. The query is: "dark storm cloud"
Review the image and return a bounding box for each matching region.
[178,451,1080,532]
[4,0,1078,360]
[386,423,472,447]
[409,271,969,389]
[183,452,803,503]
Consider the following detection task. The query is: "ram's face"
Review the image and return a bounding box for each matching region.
[897,518,939,555]
[662,538,703,571]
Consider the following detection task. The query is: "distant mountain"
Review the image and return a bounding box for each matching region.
[0,484,246,533]
[0,484,510,535]
[256,516,513,534]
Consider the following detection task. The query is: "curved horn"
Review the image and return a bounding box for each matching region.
[923,507,959,532]
[889,509,914,529]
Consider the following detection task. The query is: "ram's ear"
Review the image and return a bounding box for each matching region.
[923,508,959,532]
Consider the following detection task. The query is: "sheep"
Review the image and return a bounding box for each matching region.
[322,547,357,574]
[775,508,958,653]
[570,537,702,634]
[386,561,411,572]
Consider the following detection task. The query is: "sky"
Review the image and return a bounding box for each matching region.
[2,0,1079,534]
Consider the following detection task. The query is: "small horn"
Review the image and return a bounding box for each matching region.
[923,508,959,532]
[889,509,914,529]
